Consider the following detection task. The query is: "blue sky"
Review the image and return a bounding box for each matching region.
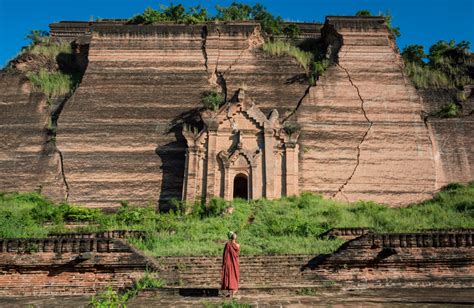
[1,0,473,66]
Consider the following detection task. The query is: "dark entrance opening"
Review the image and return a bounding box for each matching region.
[233,174,248,200]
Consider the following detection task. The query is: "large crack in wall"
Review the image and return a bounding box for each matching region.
[50,95,73,201]
[201,25,209,74]
[201,25,264,102]
[332,63,373,199]
[283,84,312,122]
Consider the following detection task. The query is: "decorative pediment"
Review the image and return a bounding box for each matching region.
[201,88,281,132]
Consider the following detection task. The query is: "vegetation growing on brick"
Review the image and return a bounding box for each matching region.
[262,40,313,73]
[26,69,78,99]
[9,30,84,103]
[355,10,400,38]
[201,91,225,111]
[262,40,330,85]
[434,102,462,118]
[128,2,298,36]
[90,271,164,307]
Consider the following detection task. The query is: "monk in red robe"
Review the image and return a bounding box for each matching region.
[221,231,240,297]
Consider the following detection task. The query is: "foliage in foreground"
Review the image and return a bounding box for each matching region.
[90,271,164,307]
[1,182,473,256]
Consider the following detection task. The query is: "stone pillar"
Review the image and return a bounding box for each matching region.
[285,142,299,196]
[183,146,200,203]
[251,164,260,199]
[206,130,218,201]
[223,164,232,201]
[263,129,275,199]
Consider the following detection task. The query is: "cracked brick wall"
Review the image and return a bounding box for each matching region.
[1,19,472,207]
[54,23,308,208]
[0,72,66,200]
[297,17,437,205]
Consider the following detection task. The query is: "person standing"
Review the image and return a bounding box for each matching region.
[221,231,240,298]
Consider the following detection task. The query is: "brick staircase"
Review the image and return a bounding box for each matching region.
[0,229,472,296]
[148,230,474,291]
[154,255,323,289]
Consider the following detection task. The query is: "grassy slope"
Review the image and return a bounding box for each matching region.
[0,182,473,256]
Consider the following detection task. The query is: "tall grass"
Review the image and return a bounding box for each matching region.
[26,69,76,98]
[1,182,473,255]
[24,42,72,60]
[405,62,456,89]
[262,40,313,73]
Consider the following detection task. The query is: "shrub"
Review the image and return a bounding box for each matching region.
[194,198,229,218]
[90,286,129,308]
[25,30,49,45]
[129,4,209,24]
[355,10,371,17]
[283,121,301,136]
[283,24,301,40]
[435,102,461,118]
[202,91,224,111]
[133,271,165,289]
[116,203,158,225]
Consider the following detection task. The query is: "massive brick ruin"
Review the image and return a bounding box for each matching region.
[0,16,472,208]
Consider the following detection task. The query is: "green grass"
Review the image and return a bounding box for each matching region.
[23,42,72,60]
[90,271,165,307]
[405,62,467,89]
[262,40,313,73]
[15,41,80,101]
[26,69,77,99]
[1,182,473,256]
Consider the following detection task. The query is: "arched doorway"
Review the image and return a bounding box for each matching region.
[233,173,248,200]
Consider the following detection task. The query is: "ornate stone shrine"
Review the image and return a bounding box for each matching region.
[182,89,300,203]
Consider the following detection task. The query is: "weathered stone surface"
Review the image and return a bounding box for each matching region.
[0,72,65,200]
[420,88,474,187]
[298,17,437,205]
[55,23,307,208]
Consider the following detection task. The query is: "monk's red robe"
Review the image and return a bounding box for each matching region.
[221,241,240,290]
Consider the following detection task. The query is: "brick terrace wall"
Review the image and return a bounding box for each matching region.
[0,238,148,296]
[153,231,474,289]
[0,231,472,295]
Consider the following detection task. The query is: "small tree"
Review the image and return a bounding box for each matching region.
[283,24,301,40]
[283,121,301,136]
[401,45,426,65]
[355,10,372,16]
[202,91,224,111]
[381,13,401,38]
[26,30,49,45]
[215,2,252,20]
